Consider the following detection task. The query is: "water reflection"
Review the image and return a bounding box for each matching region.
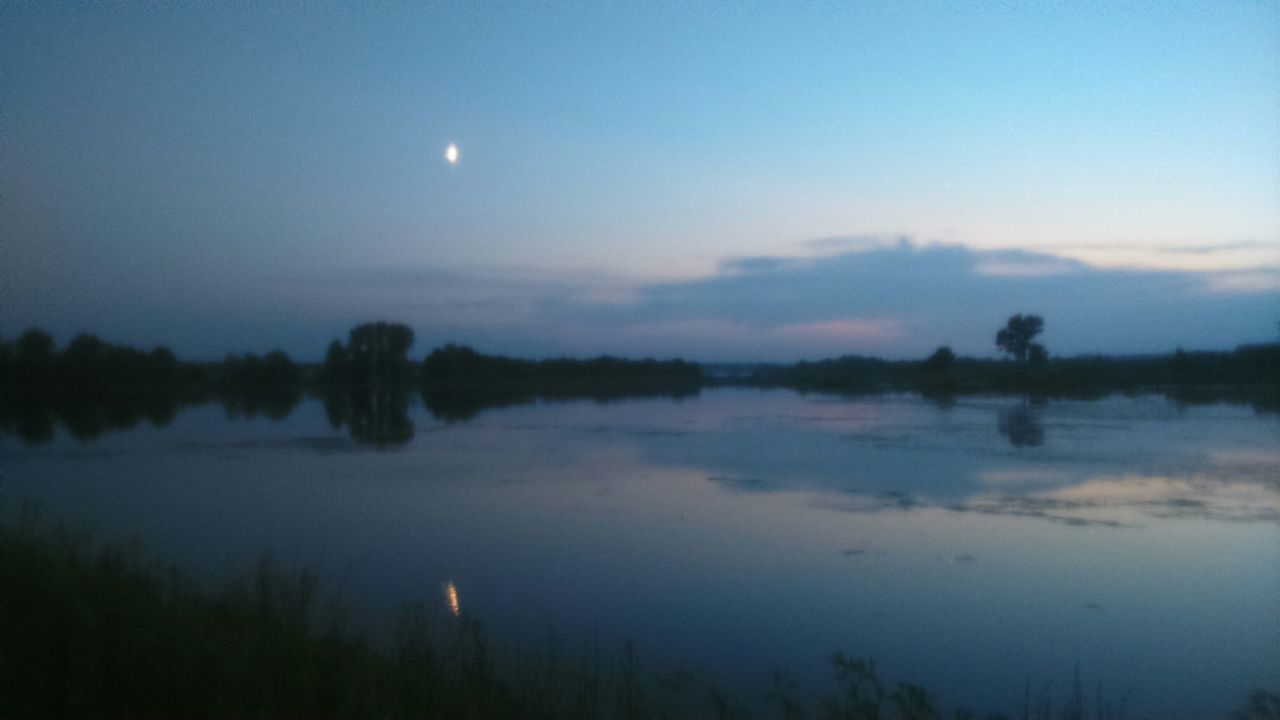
[0,386,303,445]
[0,393,182,444]
[775,469,1279,526]
[2,388,1275,718]
[0,382,703,447]
[728,465,1280,528]
[420,388,534,423]
[421,385,701,423]
[322,386,413,448]
[217,386,303,421]
[997,400,1045,447]
[444,581,461,617]
[653,395,1279,526]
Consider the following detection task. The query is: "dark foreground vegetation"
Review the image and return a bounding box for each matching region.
[3,509,1275,720]
[1,317,1276,446]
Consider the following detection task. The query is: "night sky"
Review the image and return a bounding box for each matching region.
[3,2,1276,361]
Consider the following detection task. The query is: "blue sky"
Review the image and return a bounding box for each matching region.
[2,2,1276,361]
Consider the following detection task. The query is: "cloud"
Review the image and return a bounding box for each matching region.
[294,240,1273,361]
[545,240,1274,359]
[718,256,799,275]
[1201,269,1277,295]
[1042,239,1276,272]
[1050,240,1273,256]
[799,234,907,254]
[13,235,1270,362]
[973,251,1086,278]
[774,319,905,345]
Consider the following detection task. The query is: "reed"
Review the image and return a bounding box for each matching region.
[1,508,1273,720]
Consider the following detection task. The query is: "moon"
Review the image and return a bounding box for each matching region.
[444,143,459,165]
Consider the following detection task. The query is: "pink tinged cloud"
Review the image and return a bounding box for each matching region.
[773,318,905,345]
[553,317,904,361]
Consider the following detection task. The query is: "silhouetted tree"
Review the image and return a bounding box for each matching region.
[1027,343,1048,365]
[61,334,109,385]
[418,345,703,422]
[921,346,955,374]
[421,345,702,388]
[0,329,197,444]
[214,351,303,420]
[14,328,55,367]
[995,314,1045,364]
[919,346,959,396]
[325,322,415,386]
[421,344,490,382]
[321,339,349,384]
[220,351,300,388]
[317,323,416,446]
[63,333,107,362]
[147,347,179,385]
[351,322,414,384]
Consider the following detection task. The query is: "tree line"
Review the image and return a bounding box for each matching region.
[748,314,1278,407]
[0,323,707,446]
[2,316,1276,445]
[0,328,305,396]
[0,329,312,443]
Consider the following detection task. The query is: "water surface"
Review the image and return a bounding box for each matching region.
[2,388,1276,716]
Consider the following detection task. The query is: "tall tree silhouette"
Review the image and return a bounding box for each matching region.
[333,322,415,385]
[14,329,55,367]
[321,340,348,384]
[922,346,955,374]
[318,322,416,447]
[995,314,1046,364]
[919,345,959,395]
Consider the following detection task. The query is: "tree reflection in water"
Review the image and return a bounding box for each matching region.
[0,393,184,445]
[997,399,1046,448]
[322,385,413,449]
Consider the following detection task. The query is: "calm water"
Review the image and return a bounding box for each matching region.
[2,388,1277,716]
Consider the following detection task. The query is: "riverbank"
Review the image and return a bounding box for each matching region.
[2,508,1275,719]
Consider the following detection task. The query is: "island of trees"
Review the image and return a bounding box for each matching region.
[1,315,1275,445]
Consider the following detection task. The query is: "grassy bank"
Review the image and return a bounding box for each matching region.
[2,508,1276,720]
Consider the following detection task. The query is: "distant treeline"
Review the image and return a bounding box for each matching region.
[745,343,1280,409]
[421,343,703,388]
[3,323,1277,445]
[0,328,304,397]
[0,325,705,445]
[1,329,194,394]
[311,325,704,435]
[0,329,308,443]
[417,344,704,422]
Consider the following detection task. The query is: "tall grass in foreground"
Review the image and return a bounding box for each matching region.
[1,508,1275,720]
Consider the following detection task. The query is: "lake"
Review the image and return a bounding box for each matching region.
[2,388,1276,717]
